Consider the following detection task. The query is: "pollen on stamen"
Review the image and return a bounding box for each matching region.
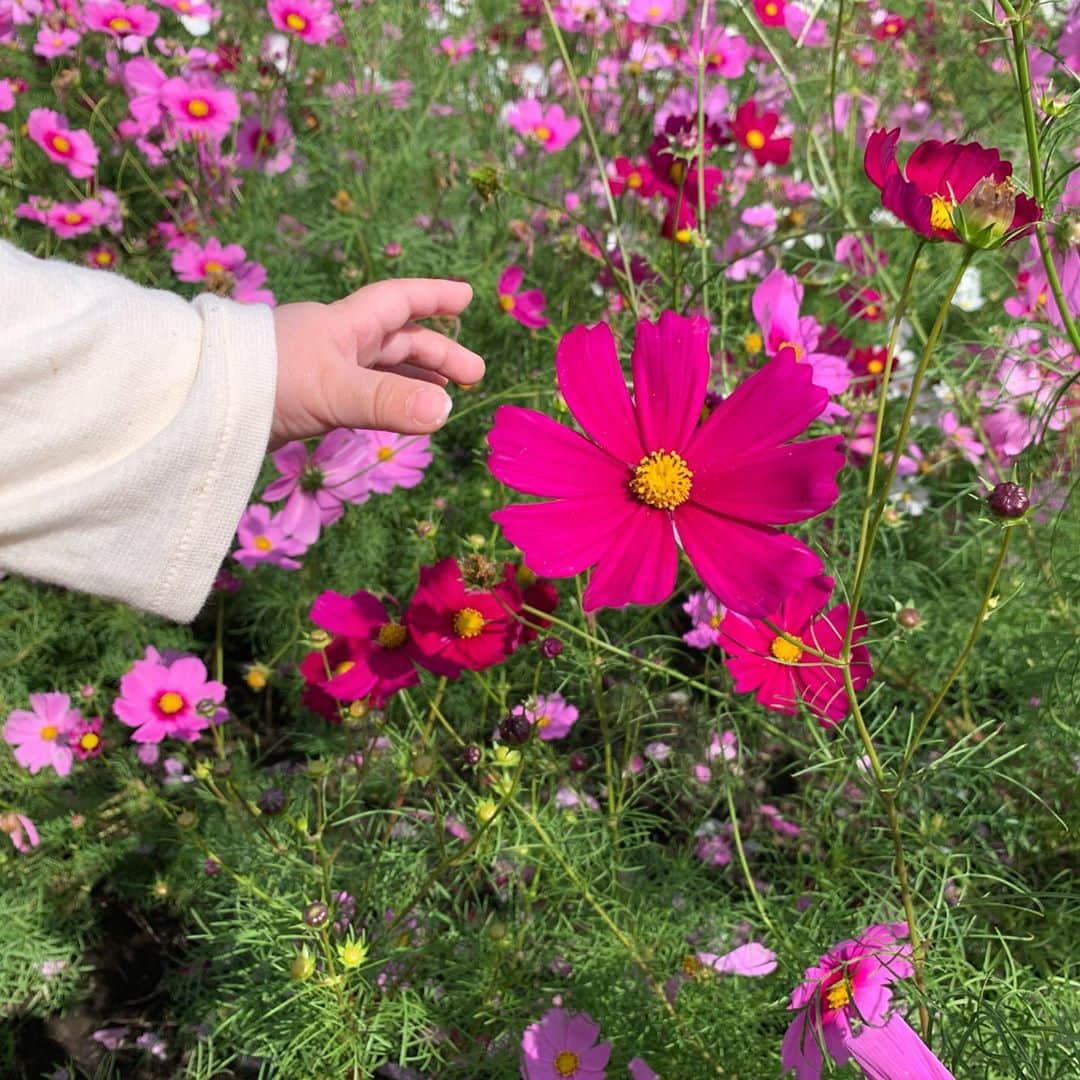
[630,450,693,511]
[930,195,954,232]
[770,635,804,664]
[376,622,408,649]
[453,607,485,639]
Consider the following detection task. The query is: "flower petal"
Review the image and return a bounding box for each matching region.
[582,504,677,611]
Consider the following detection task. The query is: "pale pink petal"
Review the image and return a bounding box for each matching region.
[699,941,778,976]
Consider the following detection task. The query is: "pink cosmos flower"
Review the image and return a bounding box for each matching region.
[719,574,872,726]
[160,75,239,141]
[438,35,475,63]
[70,717,104,760]
[360,431,433,494]
[506,99,581,152]
[520,1007,611,1080]
[407,558,523,673]
[781,922,914,1080]
[488,313,843,617]
[628,1060,659,1080]
[27,108,99,178]
[234,504,309,569]
[939,411,984,467]
[844,1012,956,1079]
[511,692,579,741]
[695,820,732,866]
[172,236,246,282]
[0,813,40,852]
[696,941,778,977]
[626,0,684,24]
[682,589,725,649]
[497,266,550,329]
[752,269,853,418]
[113,646,227,744]
[262,429,372,537]
[0,123,11,170]
[84,0,159,51]
[685,26,751,78]
[236,111,295,174]
[730,101,791,167]
[3,693,81,776]
[158,0,217,16]
[267,0,339,45]
[33,26,80,57]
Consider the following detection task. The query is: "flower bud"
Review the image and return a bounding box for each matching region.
[539,637,563,659]
[462,745,482,767]
[290,947,316,981]
[955,176,1016,247]
[499,713,532,746]
[988,481,1029,520]
[897,607,922,629]
[256,788,287,816]
[303,901,329,928]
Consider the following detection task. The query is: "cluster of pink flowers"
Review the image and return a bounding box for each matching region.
[3,692,104,777]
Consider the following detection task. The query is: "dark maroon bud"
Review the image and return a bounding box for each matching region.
[462,745,482,766]
[539,636,563,659]
[568,753,588,773]
[499,713,532,746]
[257,788,287,816]
[897,608,922,629]
[203,857,221,876]
[988,482,1029,519]
[303,901,329,928]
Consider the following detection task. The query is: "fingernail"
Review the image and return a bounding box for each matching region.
[410,387,452,427]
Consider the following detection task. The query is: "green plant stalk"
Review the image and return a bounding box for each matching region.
[828,0,847,170]
[998,0,1080,355]
[724,783,776,936]
[843,250,972,659]
[540,0,639,317]
[695,0,713,326]
[898,526,1013,779]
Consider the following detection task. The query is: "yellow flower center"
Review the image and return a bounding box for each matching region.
[339,941,367,967]
[647,4,661,16]
[708,614,722,629]
[674,227,693,244]
[867,358,884,374]
[826,979,851,1010]
[40,724,59,741]
[204,259,225,274]
[778,340,803,361]
[63,211,82,225]
[453,607,486,638]
[376,446,395,462]
[745,129,766,151]
[864,304,879,319]
[744,331,763,354]
[178,0,191,9]
[253,535,273,552]
[376,622,408,649]
[52,36,63,47]
[630,450,693,510]
[499,293,515,312]
[554,1050,580,1077]
[682,953,702,977]
[930,195,954,232]
[157,691,185,715]
[50,134,71,154]
[108,16,132,31]
[94,250,114,265]
[245,669,268,690]
[80,732,101,751]
[669,160,685,184]
[770,635,803,664]
[535,714,551,729]
[186,98,211,119]
[534,125,552,142]
[627,171,642,189]
[764,1,778,14]
[285,11,307,30]
[333,660,355,677]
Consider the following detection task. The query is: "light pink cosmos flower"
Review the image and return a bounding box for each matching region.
[119,56,167,138]
[844,1012,956,1079]
[263,429,373,537]
[360,431,434,494]
[3,693,82,776]
[233,504,309,569]
[752,270,852,419]
[488,313,843,617]
[172,236,246,282]
[682,589,725,649]
[158,0,217,17]
[626,0,685,24]
[33,26,80,57]
[0,81,14,113]
[160,75,239,141]
[27,108,99,178]
[781,922,913,1079]
[267,0,339,45]
[497,266,550,330]
[237,111,295,174]
[520,1007,611,1080]
[506,99,581,152]
[113,646,227,744]
[0,122,11,169]
[438,35,475,63]
[511,693,579,741]
[697,941,778,977]
[685,26,752,78]
[84,0,160,51]
[1,812,40,852]
[939,411,984,467]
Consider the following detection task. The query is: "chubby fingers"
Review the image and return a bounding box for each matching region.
[376,324,485,386]
[316,364,456,435]
[333,277,474,336]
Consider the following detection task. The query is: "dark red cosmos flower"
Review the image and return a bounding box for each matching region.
[864,128,1041,246]
[609,156,657,198]
[646,117,724,206]
[871,14,908,40]
[408,558,523,672]
[730,101,791,167]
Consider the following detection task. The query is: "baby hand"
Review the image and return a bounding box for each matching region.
[269,277,482,449]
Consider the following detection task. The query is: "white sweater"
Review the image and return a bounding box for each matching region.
[0,240,277,621]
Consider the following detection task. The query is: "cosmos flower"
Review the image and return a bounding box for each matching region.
[160,75,239,141]
[730,101,791,167]
[360,431,433,494]
[83,0,159,51]
[497,266,550,329]
[488,312,843,617]
[511,692,579,741]
[26,108,99,178]
[0,813,40,852]
[267,0,340,45]
[233,504,309,569]
[506,99,581,152]
[2,693,81,776]
[520,1008,611,1080]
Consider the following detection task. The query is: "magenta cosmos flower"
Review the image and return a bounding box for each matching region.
[498,266,550,330]
[27,108,98,179]
[718,575,872,726]
[488,313,843,617]
[114,646,227,744]
[84,1,159,50]
[781,922,913,1080]
[3,692,81,776]
[506,99,581,152]
[160,76,239,142]
[267,0,340,45]
[864,128,1041,246]
[520,1007,611,1080]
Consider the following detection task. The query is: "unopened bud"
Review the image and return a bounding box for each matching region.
[956,176,1016,246]
[988,481,1029,520]
[897,607,922,629]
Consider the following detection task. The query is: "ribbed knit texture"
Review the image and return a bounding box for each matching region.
[0,240,277,621]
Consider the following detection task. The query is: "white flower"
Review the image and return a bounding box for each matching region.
[952,265,985,312]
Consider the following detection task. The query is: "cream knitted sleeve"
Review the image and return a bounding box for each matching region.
[0,240,277,622]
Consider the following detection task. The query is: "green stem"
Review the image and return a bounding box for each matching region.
[694,0,713,323]
[724,784,776,935]
[828,0,847,170]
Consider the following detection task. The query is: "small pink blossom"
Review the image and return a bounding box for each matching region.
[626,0,684,24]
[506,99,581,152]
[27,108,99,178]
[520,1008,611,1080]
[160,75,239,141]
[236,111,295,174]
[682,589,725,649]
[512,693,579,741]
[234,504,309,569]
[497,265,549,329]
[1,813,40,852]
[696,941,778,977]
[3,693,82,776]
[438,35,475,63]
[33,26,80,57]
[360,431,433,494]
[84,0,160,51]
[267,0,339,45]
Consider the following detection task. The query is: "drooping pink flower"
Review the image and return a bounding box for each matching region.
[488,313,844,617]
[234,504,309,569]
[27,108,99,178]
[267,0,340,45]
[236,111,295,174]
[627,1059,659,1080]
[864,128,1041,246]
[511,692,579,741]
[497,266,550,329]
[360,431,433,494]
[696,941,778,977]
[843,1012,956,1079]
[113,646,227,744]
[719,574,872,726]
[520,1007,611,1080]
[0,813,40,852]
[506,99,581,152]
[781,922,914,1080]
[160,75,239,141]
[84,0,159,51]
[3,693,81,776]
[407,558,523,673]
[33,25,80,57]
